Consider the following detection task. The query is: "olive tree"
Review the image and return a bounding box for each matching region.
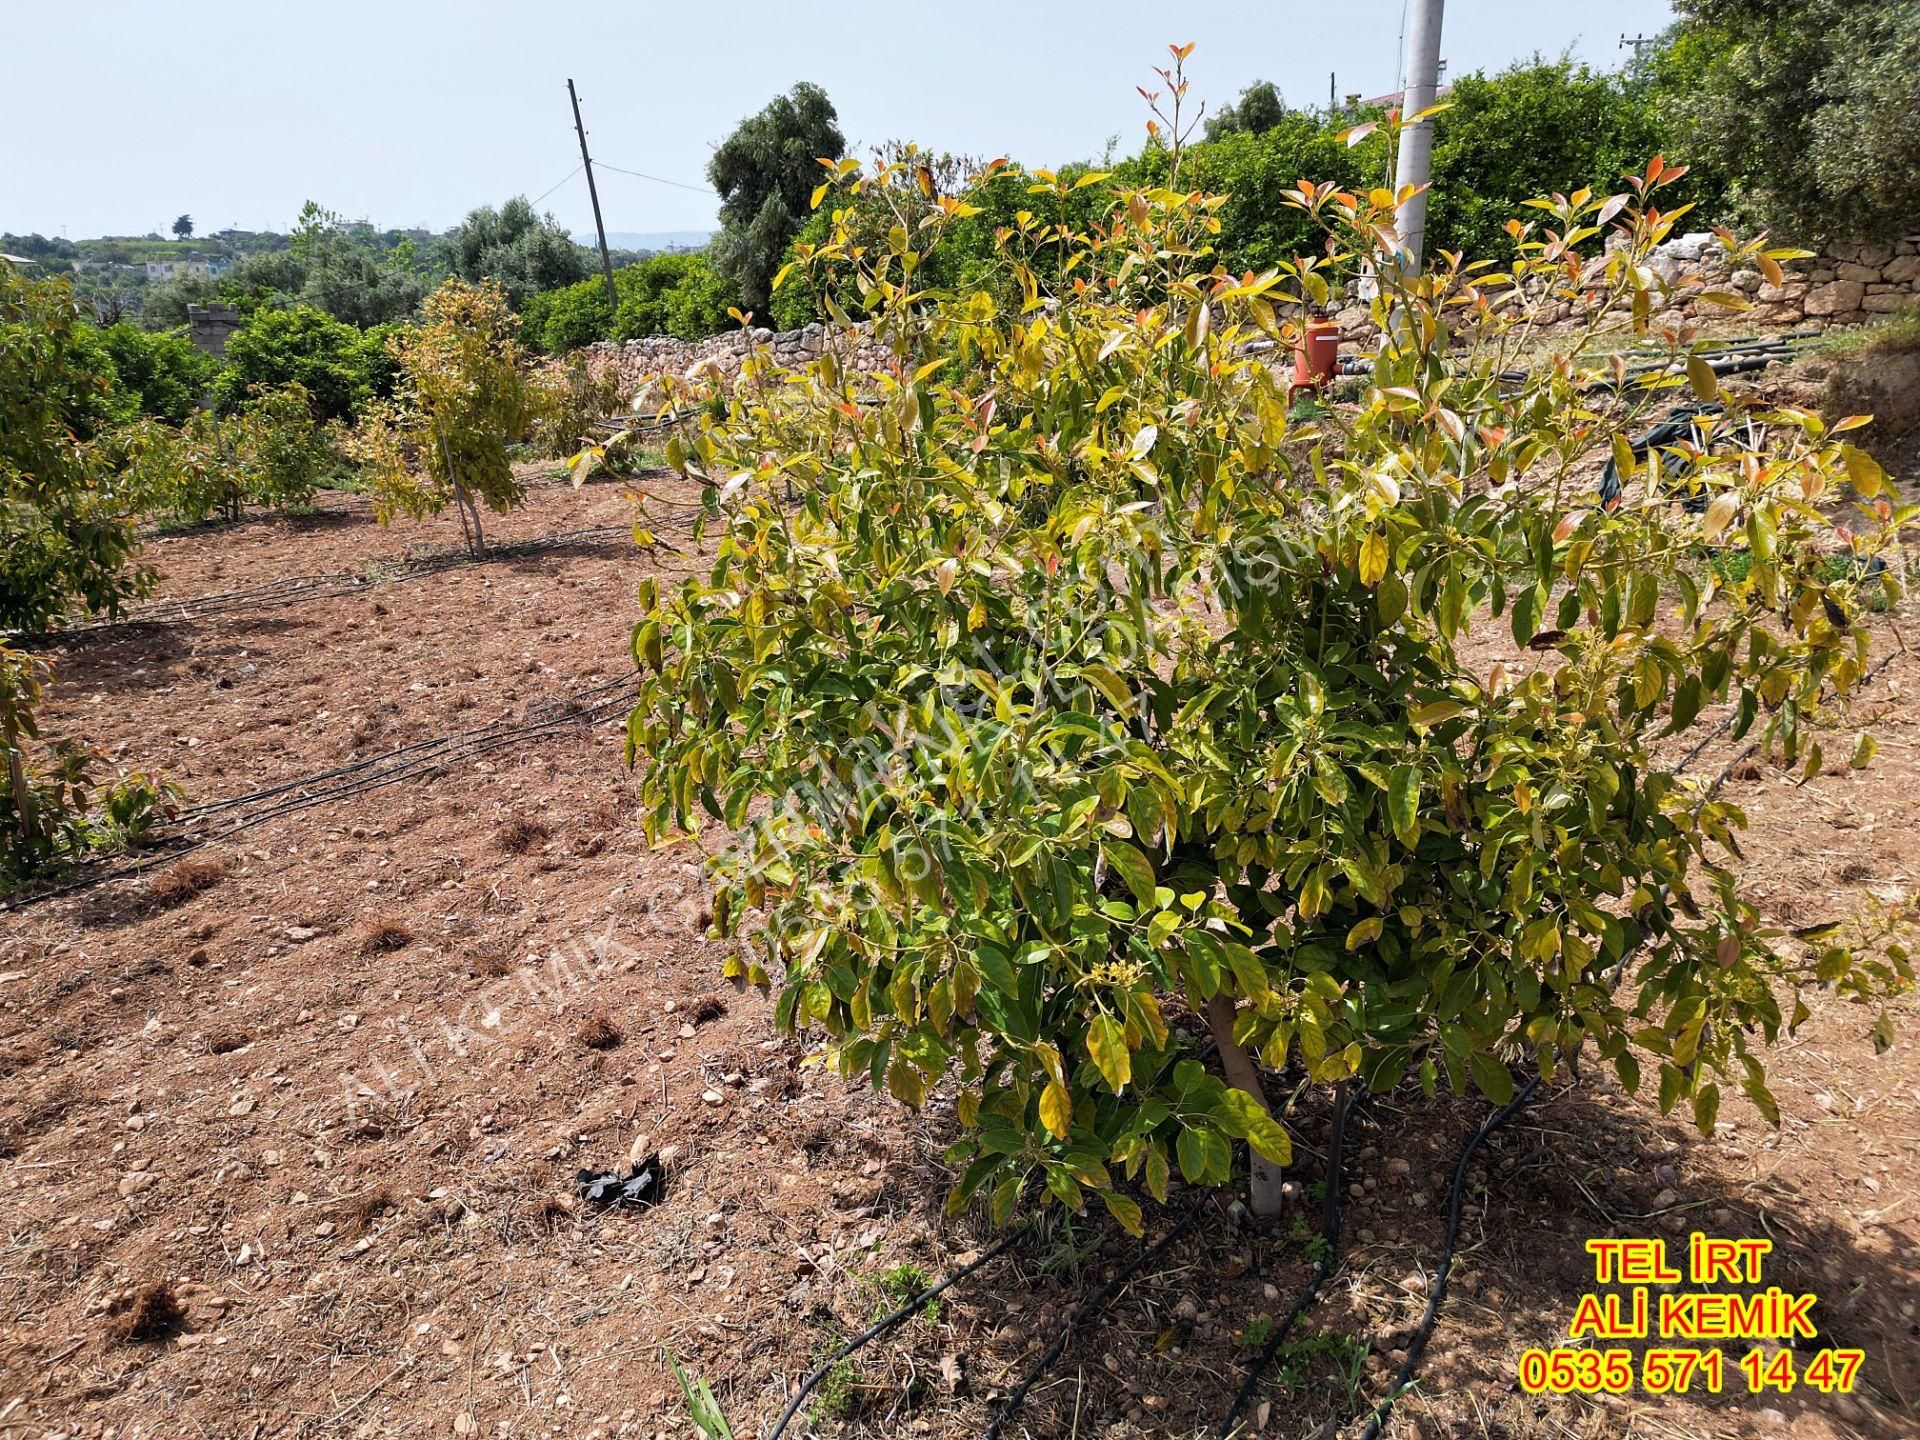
[605,54,1911,1226]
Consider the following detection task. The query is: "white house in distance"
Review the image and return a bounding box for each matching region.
[145,258,230,281]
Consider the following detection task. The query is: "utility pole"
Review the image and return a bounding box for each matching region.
[1619,33,1657,79]
[567,79,619,316]
[1391,0,1445,272]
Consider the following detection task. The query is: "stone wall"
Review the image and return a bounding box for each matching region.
[1325,236,1920,345]
[578,236,1920,392]
[578,322,896,398]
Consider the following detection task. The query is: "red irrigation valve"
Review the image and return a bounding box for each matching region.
[1290,311,1341,402]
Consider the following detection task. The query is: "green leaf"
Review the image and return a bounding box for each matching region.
[1176,1125,1232,1185]
[1104,842,1158,908]
[1469,1052,1514,1105]
[1388,764,1421,849]
[1216,1088,1293,1166]
[1144,1144,1170,1203]
[1410,699,1468,727]
[1692,1081,1721,1136]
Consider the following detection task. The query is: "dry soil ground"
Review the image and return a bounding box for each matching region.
[0,450,1915,1440]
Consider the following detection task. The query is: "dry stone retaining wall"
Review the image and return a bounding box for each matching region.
[1326,236,1920,345]
[577,237,1919,391]
[578,322,896,397]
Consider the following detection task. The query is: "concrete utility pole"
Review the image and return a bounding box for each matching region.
[1620,33,1658,79]
[567,79,619,316]
[1391,0,1445,272]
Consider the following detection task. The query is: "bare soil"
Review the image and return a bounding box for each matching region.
[1,455,1916,1440]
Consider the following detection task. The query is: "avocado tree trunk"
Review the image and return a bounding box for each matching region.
[3,712,38,850]
[1204,992,1288,1218]
[452,478,486,559]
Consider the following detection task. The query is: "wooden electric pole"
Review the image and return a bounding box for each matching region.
[567,79,619,315]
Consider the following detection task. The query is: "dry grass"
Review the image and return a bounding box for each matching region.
[575,1010,622,1051]
[493,817,551,855]
[356,917,414,956]
[335,1186,397,1236]
[145,857,228,910]
[108,1279,187,1343]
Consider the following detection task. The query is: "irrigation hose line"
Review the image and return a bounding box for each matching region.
[982,1192,1212,1440]
[761,1221,1037,1440]
[1345,1072,1545,1440]
[0,677,637,914]
[19,522,638,645]
[1213,1082,1357,1440]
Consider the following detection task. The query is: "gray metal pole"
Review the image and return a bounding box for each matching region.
[1392,0,1445,271]
[568,79,620,316]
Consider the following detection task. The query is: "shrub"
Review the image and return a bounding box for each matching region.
[611,59,1912,1227]
[107,383,342,524]
[2,643,179,884]
[352,279,533,556]
[522,253,742,353]
[212,304,395,423]
[1425,60,1685,263]
[528,355,622,460]
[0,269,150,633]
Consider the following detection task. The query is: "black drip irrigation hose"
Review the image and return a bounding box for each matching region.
[982,1193,1211,1440]
[17,523,638,646]
[761,1222,1035,1440]
[1344,1073,1544,1440]
[0,674,638,914]
[1213,1083,1355,1440]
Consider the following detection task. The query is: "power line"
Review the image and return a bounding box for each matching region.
[593,160,716,197]
[528,163,583,208]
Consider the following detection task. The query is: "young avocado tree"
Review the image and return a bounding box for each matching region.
[356,279,533,558]
[1,268,150,633]
[603,50,1912,1226]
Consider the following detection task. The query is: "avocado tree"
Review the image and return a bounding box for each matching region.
[606,52,1911,1226]
[354,279,533,558]
[1,268,150,633]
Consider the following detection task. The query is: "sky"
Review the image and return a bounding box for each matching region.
[2,0,1677,241]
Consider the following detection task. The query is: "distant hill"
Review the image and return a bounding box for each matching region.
[590,230,711,253]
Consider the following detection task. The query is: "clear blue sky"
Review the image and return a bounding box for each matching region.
[2,0,1677,240]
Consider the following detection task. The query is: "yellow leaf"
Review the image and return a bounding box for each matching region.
[1358,531,1388,586]
[1100,1190,1144,1236]
[1685,354,1720,402]
[1701,491,1739,539]
[1087,1014,1132,1093]
[1039,1081,1072,1140]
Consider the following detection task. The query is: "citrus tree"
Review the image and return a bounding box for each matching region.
[604,52,1912,1225]
[354,279,532,557]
